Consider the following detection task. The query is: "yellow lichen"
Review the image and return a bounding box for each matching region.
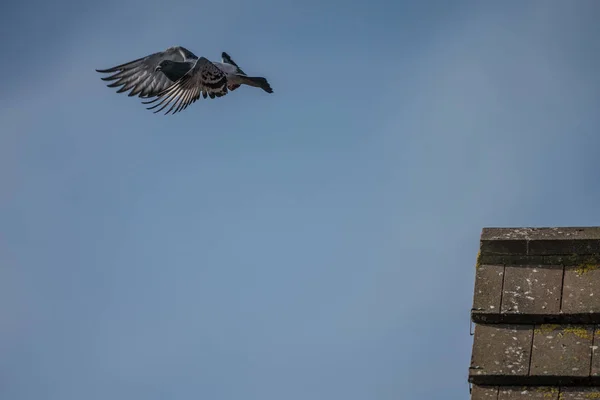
[564,325,593,339]
[563,326,593,340]
[575,262,600,275]
[535,324,560,335]
[534,325,592,340]
[475,250,482,270]
[535,387,559,398]
[584,392,600,399]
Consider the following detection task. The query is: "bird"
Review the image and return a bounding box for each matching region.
[96,46,273,115]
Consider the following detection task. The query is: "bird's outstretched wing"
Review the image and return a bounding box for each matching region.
[142,57,229,115]
[96,46,197,98]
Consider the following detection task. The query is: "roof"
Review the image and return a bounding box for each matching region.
[469,227,600,399]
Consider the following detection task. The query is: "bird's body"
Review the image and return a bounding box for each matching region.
[96,46,273,114]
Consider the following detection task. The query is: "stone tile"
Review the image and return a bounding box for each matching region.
[480,238,528,255]
[471,385,498,399]
[530,325,594,377]
[560,387,600,399]
[479,254,600,267]
[470,324,533,378]
[497,387,559,399]
[481,227,600,256]
[562,265,600,313]
[501,265,563,315]
[473,265,504,315]
[481,227,600,243]
[527,235,600,255]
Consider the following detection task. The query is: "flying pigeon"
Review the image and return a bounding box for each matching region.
[96,46,273,115]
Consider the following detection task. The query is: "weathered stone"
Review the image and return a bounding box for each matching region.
[481,238,528,255]
[480,227,600,256]
[562,265,600,314]
[529,325,594,377]
[470,227,600,391]
[501,265,563,315]
[471,385,498,399]
[472,312,600,325]
[545,254,600,266]
[470,324,533,378]
[589,327,600,376]
[473,265,504,316]
[482,228,600,242]
[478,254,600,267]
[478,255,544,266]
[497,387,559,399]
[559,387,600,399]
[528,240,600,255]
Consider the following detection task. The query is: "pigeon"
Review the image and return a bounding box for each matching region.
[96,46,273,115]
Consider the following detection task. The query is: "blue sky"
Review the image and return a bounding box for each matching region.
[1,1,600,399]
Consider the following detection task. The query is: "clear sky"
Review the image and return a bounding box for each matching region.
[1,1,600,399]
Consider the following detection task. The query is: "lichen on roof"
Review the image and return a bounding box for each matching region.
[561,325,593,340]
[575,262,600,275]
[535,386,559,398]
[533,324,593,340]
[475,250,482,270]
[534,324,560,335]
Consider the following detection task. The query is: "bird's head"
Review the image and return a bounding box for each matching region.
[155,60,172,72]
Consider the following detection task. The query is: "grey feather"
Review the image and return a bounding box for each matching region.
[221,52,246,75]
[142,57,228,115]
[96,46,198,98]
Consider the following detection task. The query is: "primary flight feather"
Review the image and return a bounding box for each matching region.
[96,46,273,115]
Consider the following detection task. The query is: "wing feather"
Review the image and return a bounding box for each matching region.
[96,46,197,98]
[142,57,228,115]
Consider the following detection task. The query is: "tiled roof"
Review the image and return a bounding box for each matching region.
[470,228,600,399]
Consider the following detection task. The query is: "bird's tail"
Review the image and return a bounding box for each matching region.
[238,76,273,93]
